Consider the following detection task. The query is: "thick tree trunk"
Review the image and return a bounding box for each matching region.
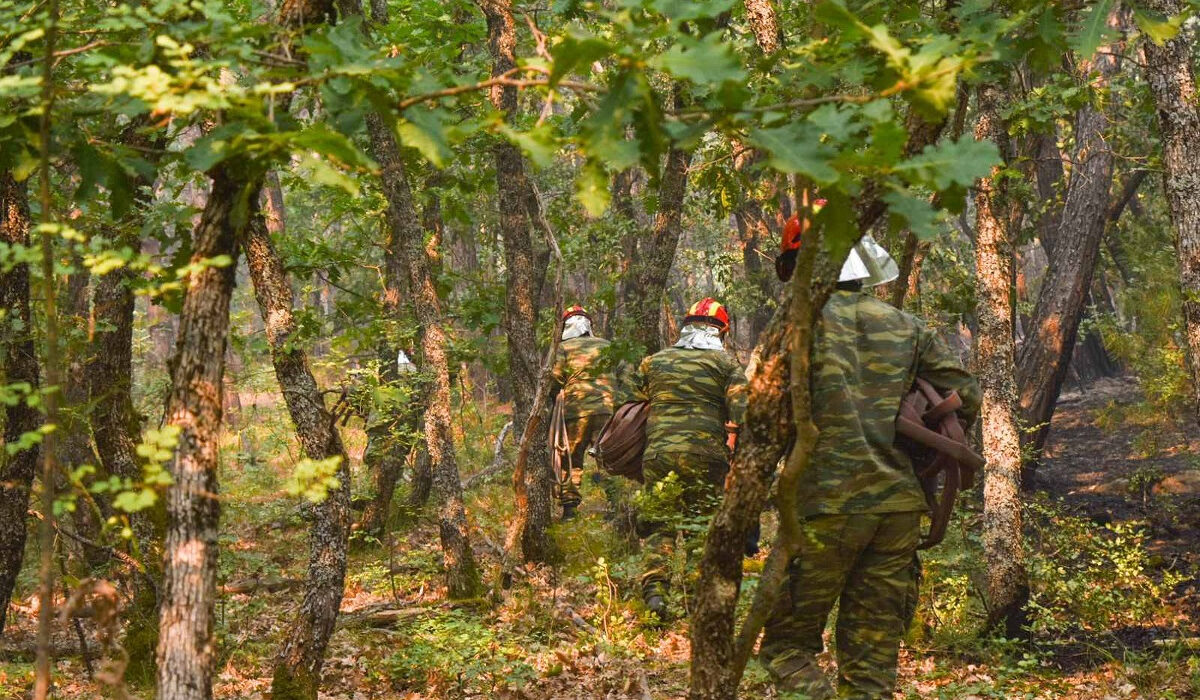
[482,0,554,562]
[91,119,164,685]
[0,172,41,640]
[744,0,782,54]
[973,86,1029,637]
[245,174,351,700]
[365,114,480,598]
[156,166,258,700]
[1143,0,1200,425]
[1015,36,1120,459]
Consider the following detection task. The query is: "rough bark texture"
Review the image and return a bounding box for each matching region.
[0,172,41,640]
[734,198,777,339]
[1015,37,1120,458]
[628,92,690,354]
[365,113,480,598]
[156,166,257,700]
[482,0,554,562]
[1143,0,1200,425]
[744,0,783,54]
[973,86,1030,637]
[246,174,351,700]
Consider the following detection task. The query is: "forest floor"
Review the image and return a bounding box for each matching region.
[2,376,1200,699]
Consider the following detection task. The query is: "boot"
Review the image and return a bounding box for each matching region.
[561,503,578,521]
[642,581,670,623]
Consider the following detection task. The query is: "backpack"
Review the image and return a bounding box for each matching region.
[895,378,986,549]
[593,401,650,482]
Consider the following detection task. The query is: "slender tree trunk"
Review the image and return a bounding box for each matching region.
[973,85,1029,637]
[365,114,480,598]
[629,139,689,353]
[0,172,41,640]
[59,263,108,569]
[245,174,351,700]
[1015,31,1120,459]
[1143,0,1200,425]
[156,165,259,700]
[358,347,408,539]
[481,0,554,562]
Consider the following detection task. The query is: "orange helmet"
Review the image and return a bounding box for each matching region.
[777,198,826,281]
[561,305,590,322]
[683,298,730,331]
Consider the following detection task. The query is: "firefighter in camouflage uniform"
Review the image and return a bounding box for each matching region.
[552,305,616,520]
[630,298,747,620]
[760,214,981,699]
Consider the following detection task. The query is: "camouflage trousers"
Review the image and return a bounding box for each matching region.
[637,452,728,596]
[557,414,608,508]
[759,511,922,700]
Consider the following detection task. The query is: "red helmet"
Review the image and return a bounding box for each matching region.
[562,305,590,322]
[777,199,826,281]
[683,298,730,331]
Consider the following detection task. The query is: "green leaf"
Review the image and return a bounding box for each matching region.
[1133,8,1185,46]
[748,124,839,184]
[649,32,745,85]
[575,159,610,216]
[1072,0,1115,58]
[883,190,941,239]
[894,138,1000,190]
[500,124,559,170]
[650,0,737,22]
[397,110,452,167]
[296,153,360,196]
[548,31,610,87]
[292,123,376,170]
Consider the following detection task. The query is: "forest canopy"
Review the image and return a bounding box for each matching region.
[1,0,1200,698]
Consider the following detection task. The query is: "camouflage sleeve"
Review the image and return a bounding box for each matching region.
[916,326,981,427]
[725,357,748,427]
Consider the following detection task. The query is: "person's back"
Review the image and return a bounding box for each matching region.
[555,334,615,421]
[802,289,978,515]
[551,307,616,519]
[763,215,979,700]
[630,298,747,621]
[636,346,744,461]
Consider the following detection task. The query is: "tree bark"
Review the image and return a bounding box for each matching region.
[973,85,1029,637]
[481,0,555,562]
[156,165,258,700]
[245,173,351,700]
[1143,0,1200,426]
[1015,31,1120,459]
[0,171,41,640]
[365,114,480,598]
[627,91,690,354]
[744,0,783,54]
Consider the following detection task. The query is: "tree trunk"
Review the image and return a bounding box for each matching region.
[626,91,690,353]
[482,0,554,563]
[1143,0,1200,425]
[156,165,258,700]
[1015,32,1120,459]
[358,347,409,539]
[0,171,41,640]
[365,113,480,598]
[973,85,1029,637]
[246,174,351,700]
[59,262,108,570]
[744,0,783,54]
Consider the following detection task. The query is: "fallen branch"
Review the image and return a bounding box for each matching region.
[463,421,514,490]
[219,576,301,595]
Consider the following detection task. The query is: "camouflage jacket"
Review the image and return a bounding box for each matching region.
[553,335,616,420]
[799,290,981,516]
[631,347,748,462]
